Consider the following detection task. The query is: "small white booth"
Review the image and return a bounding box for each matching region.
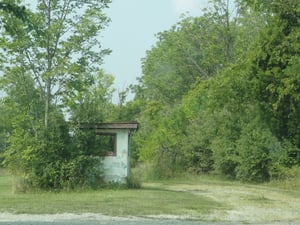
[92,122,139,183]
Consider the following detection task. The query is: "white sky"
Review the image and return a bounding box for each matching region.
[101,0,209,101]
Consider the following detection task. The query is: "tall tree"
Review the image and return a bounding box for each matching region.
[246,0,300,151]
[138,0,243,106]
[0,0,112,190]
[0,0,111,136]
[133,0,249,175]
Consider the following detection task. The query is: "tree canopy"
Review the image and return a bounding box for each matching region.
[130,0,300,181]
[0,0,114,190]
[0,0,299,190]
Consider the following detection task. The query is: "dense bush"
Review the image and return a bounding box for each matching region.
[234,118,276,182]
[2,118,106,191]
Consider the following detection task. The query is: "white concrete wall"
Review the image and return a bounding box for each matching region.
[102,130,129,183]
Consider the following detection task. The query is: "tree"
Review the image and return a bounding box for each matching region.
[181,0,300,180]
[246,0,300,161]
[0,0,112,190]
[132,0,299,182]
[0,1,26,21]
[139,0,242,105]
[0,0,28,166]
[67,70,115,123]
[133,0,262,176]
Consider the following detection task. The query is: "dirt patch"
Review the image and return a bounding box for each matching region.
[0,213,138,222]
[161,182,300,223]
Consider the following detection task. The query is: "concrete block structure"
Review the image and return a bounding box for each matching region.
[91,122,139,183]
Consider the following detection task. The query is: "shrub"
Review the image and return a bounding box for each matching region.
[181,118,215,174]
[211,137,239,179]
[3,123,105,191]
[235,118,277,182]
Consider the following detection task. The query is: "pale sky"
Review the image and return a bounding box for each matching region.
[101,0,209,100]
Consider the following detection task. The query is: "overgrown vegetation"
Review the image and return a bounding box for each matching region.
[0,0,300,192]
[0,0,114,190]
[130,0,300,182]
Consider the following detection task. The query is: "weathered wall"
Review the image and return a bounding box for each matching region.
[102,130,129,183]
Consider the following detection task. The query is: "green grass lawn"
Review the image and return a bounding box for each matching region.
[1,168,300,222]
[0,169,225,218]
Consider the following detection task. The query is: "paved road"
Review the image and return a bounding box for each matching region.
[0,219,225,225]
[1,219,299,225]
[0,220,218,225]
[1,214,299,225]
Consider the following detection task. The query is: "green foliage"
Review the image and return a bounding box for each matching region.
[1,110,105,191]
[140,1,239,105]
[235,118,276,182]
[133,0,250,179]
[212,141,238,179]
[0,1,27,22]
[65,70,115,123]
[132,0,300,184]
[181,125,214,174]
[139,106,187,178]
[180,86,215,173]
[1,0,299,188]
[250,0,300,148]
[0,0,113,191]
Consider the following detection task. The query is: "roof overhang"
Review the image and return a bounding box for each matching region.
[80,122,139,132]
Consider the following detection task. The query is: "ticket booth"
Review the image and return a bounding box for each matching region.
[91,122,139,183]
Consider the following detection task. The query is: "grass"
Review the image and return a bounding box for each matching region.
[0,168,225,218]
[1,168,300,222]
[0,189,223,216]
